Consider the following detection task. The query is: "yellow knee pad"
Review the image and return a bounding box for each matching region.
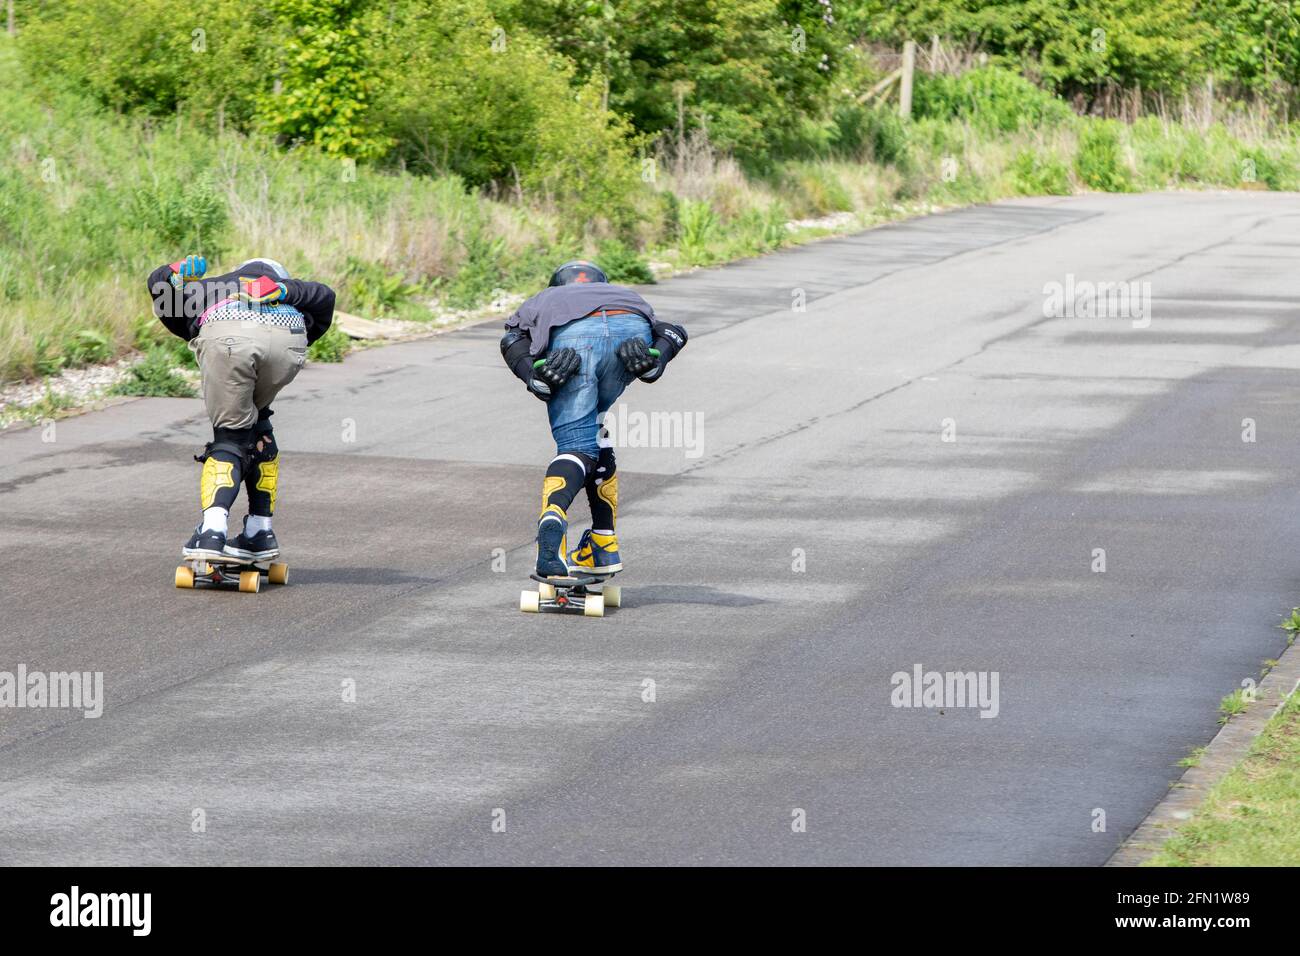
[596,474,618,526]
[199,457,235,509]
[253,454,280,513]
[541,475,568,512]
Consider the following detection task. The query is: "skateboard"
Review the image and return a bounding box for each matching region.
[174,554,288,593]
[520,572,621,617]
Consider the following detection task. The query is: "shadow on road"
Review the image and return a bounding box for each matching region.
[291,566,439,587]
[625,585,767,608]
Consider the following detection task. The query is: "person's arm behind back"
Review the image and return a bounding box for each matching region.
[280,280,335,344]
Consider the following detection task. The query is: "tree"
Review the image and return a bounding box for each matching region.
[502,0,848,161]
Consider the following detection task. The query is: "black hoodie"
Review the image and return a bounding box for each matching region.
[146,261,336,344]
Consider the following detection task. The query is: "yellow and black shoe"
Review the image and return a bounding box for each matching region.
[535,504,572,578]
[567,529,622,574]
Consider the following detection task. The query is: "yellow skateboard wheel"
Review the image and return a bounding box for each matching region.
[174,566,195,589]
[238,570,261,593]
[267,562,289,586]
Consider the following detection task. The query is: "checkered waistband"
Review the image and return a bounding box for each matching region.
[200,302,306,333]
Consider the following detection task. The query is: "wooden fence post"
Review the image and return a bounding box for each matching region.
[899,40,916,119]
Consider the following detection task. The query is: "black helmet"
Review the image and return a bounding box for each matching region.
[549,259,608,286]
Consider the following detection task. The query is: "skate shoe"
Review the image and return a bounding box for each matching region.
[224,520,280,561]
[183,527,227,560]
[535,508,573,579]
[567,529,622,574]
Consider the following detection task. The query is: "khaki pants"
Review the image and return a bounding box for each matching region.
[191,321,307,430]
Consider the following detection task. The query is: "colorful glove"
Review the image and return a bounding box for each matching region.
[168,255,207,289]
[236,275,287,305]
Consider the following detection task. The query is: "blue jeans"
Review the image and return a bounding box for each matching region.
[547,312,653,456]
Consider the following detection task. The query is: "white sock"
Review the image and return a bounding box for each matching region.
[200,507,229,534]
[246,515,273,535]
[592,529,615,536]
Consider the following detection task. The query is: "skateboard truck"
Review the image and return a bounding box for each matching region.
[521,572,621,617]
[175,555,289,593]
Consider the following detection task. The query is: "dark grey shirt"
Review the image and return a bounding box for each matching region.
[505,283,656,355]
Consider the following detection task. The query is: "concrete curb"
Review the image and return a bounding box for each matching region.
[1108,625,1300,866]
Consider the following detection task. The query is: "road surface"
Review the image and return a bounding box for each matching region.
[2,192,1298,864]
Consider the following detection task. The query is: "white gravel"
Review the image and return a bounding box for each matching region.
[0,360,135,425]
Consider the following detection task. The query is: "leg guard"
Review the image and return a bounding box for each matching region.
[196,426,254,512]
[536,452,593,575]
[585,447,618,531]
[539,452,594,526]
[244,418,280,517]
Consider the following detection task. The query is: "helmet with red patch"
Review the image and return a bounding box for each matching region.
[548,260,608,286]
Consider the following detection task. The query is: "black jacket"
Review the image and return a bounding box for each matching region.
[147,261,336,344]
[504,282,656,355]
[500,285,687,389]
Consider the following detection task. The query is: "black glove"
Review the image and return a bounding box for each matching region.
[638,321,688,383]
[529,346,580,401]
[617,337,659,378]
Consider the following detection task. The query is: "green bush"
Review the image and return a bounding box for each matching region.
[307,325,350,363]
[1011,150,1073,196]
[1075,121,1132,192]
[914,67,1073,133]
[730,203,789,256]
[32,336,66,377]
[678,200,721,266]
[378,4,642,226]
[344,258,418,316]
[850,106,911,166]
[596,240,656,285]
[784,163,855,215]
[1237,146,1300,191]
[110,347,196,397]
[132,179,228,254]
[64,329,113,367]
[1128,118,1209,186]
[445,229,508,309]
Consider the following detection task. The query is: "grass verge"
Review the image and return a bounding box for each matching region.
[1146,690,1300,866]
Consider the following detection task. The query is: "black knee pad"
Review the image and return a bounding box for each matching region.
[592,447,616,484]
[195,426,256,465]
[541,451,595,518]
[559,450,597,474]
[250,429,278,465]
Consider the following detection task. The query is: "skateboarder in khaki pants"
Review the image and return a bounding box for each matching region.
[147,255,336,560]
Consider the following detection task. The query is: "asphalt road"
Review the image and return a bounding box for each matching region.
[3,192,1299,865]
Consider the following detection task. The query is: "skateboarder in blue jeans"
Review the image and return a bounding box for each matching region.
[500,260,687,578]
